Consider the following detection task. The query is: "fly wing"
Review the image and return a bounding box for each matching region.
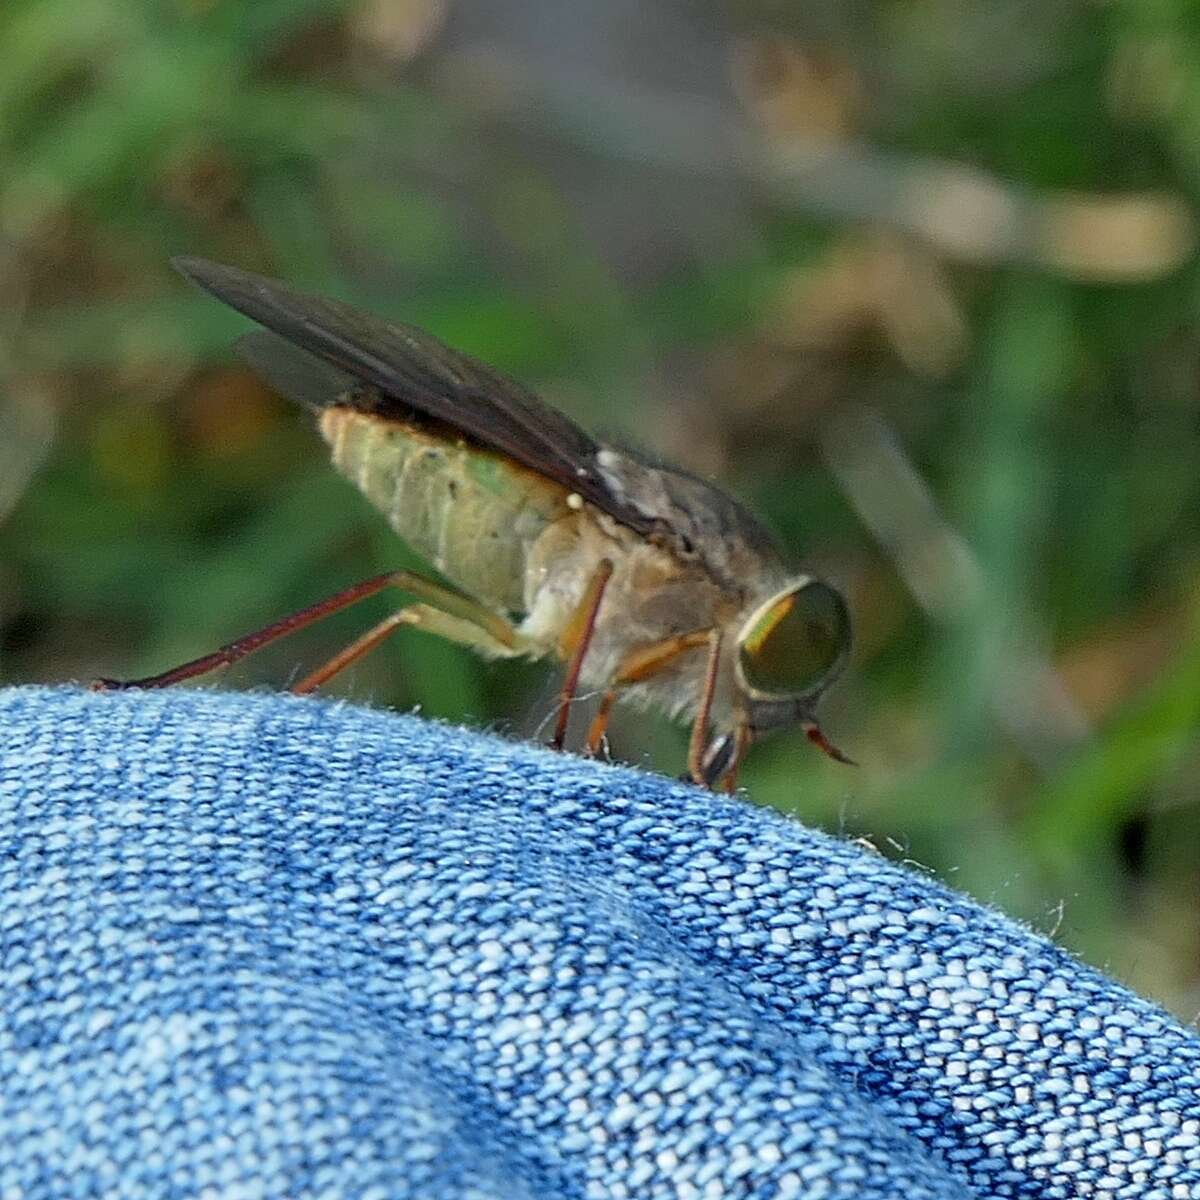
[234,330,359,411]
[174,257,657,538]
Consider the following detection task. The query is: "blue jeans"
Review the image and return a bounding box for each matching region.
[0,686,1195,1198]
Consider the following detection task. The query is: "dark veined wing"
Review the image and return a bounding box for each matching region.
[172,257,658,538]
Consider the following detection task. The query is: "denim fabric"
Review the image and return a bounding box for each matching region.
[0,686,1195,1199]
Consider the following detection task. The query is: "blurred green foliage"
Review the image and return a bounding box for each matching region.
[3,0,1200,1016]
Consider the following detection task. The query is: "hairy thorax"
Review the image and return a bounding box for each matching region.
[520,509,744,723]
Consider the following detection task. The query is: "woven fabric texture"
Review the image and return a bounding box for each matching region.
[0,685,1196,1199]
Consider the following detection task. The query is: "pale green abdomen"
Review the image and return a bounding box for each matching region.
[321,408,569,614]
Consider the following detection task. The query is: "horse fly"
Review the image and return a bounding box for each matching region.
[93,258,853,789]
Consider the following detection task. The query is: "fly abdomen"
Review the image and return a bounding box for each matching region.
[320,407,569,614]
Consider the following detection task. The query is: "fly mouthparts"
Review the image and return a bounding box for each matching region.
[698,732,736,788]
[802,721,856,766]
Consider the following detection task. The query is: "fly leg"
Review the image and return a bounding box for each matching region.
[293,604,520,693]
[582,629,716,756]
[583,628,722,786]
[91,570,516,691]
[549,558,613,751]
[686,629,724,785]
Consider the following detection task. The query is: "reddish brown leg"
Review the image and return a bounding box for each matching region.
[583,691,619,757]
[722,722,753,794]
[291,610,419,694]
[582,628,717,760]
[685,630,724,785]
[293,602,519,696]
[551,559,614,750]
[91,570,512,692]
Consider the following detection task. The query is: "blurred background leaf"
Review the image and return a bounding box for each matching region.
[2,0,1199,1018]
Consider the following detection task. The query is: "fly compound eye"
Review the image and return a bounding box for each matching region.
[737,580,851,699]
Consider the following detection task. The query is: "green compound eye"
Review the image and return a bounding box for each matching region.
[737,580,851,698]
